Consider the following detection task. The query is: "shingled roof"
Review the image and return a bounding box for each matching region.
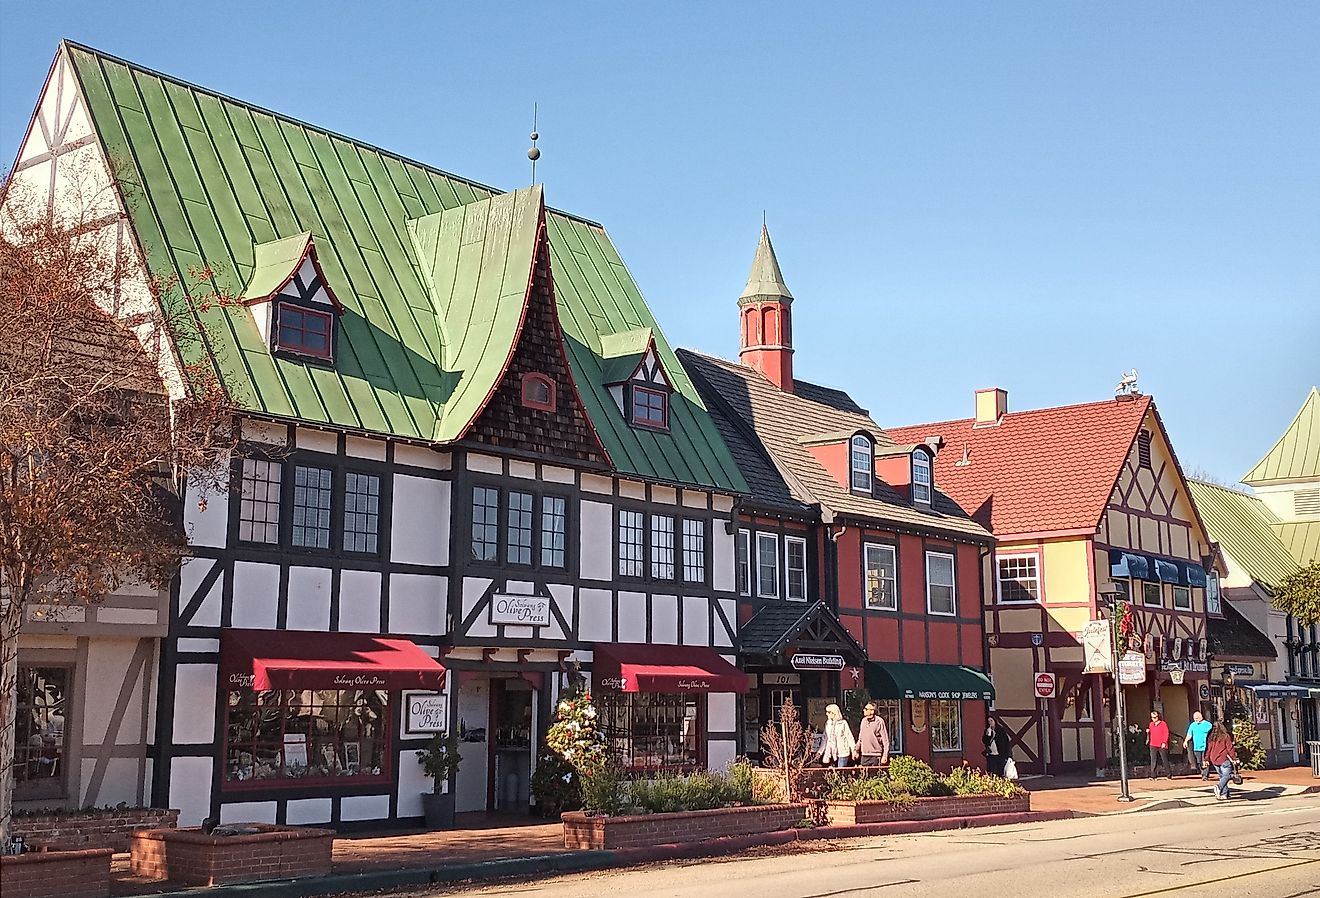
[53,43,744,493]
[677,350,992,542]
[886,396,1153,538]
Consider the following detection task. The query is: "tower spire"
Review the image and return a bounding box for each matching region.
[738,224,794,392]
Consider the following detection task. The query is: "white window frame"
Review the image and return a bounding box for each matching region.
[785,536,808,602]
[850,435,873,493]
[996,552,1041,604]
[618,509,645,577]
[929,699,962,752]
[1205,573,1221,615]
[1172,585,1192,610]
[864,543,898,611]
[911,450,932,505]
[925,551,957,616]
[756,532,780,599]
[681,518,706,584]
[736,529,751,596]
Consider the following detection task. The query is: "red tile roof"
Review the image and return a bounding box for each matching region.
[886,395,1152,538]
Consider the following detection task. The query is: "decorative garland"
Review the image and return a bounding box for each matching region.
[545,691,609,776]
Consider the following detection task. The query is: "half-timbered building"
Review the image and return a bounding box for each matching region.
[4,42,749,829]
[889,390,1218,775]
[680,227,996,772]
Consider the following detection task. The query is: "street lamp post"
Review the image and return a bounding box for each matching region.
[1098,581,1134,803]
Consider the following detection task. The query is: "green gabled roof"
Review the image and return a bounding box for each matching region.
[1187,479,1299,591]
[407,186,540,443]
[63,42,745,493]
[1243,387,1320,485]
[1275,521,1320,566]
[241,232,313,302]
[599,327,653,384]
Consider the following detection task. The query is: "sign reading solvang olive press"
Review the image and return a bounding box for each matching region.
[403,691,449,736]
[489,593,551,627]
[790,652,845,671]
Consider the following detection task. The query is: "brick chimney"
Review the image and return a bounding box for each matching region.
[738,225,794,392]
[975,388,1007,426]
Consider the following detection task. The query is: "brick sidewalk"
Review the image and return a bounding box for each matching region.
[1024,764,1319,815]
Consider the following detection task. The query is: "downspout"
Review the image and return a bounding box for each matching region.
[823,508,844,615]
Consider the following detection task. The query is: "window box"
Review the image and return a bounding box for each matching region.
[129,824,333,887]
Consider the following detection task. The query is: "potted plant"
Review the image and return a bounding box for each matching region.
[416,734,461,829]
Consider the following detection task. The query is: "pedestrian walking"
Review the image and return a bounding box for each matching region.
[856,702,890,767]
[1147,710,1172,779]
[982,719,1012,777]
[818,703,858,768]
[1182,711,1212,780]
[1204,720,1240,800]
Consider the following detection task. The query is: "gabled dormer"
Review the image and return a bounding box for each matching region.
[875,439,944,507]
[241,233,344,364]
[800,429,878,496]
[602,328,674,431]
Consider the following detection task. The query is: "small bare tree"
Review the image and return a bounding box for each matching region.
[759,697,815,804]
[0,173,234,845]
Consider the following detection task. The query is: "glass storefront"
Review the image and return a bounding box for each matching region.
[597,692,703,772]
[13,666,69,800]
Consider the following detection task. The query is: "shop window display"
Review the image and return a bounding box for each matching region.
[224,689,389,787]
[13,666,68,800]
[597,693,702,772]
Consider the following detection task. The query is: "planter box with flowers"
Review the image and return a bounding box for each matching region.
[820,757,1030,826]
[129,823,333,887]
[0,847,114,898]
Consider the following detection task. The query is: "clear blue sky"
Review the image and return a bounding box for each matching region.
[3,3,1317,485]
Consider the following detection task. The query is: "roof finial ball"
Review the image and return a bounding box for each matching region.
[527,103,541,184]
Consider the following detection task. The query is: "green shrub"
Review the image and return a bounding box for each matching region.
[824,771,914,805]
[940,766,1025,798]
[886,755,938,796]
[625,762,759,814]
[581,764,626,816]
[727,758,756,804]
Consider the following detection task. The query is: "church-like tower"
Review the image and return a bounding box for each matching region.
[738,225,795,392]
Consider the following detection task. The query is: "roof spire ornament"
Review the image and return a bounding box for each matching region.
[527,103,541,185]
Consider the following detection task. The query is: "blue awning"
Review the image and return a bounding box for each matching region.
[1109,550,1206,587]
[1153,558,1181,583]
[1109,551,1150,580]
[1184,562,1207,588]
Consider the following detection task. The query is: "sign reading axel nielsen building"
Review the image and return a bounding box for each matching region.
[490,594,551,627]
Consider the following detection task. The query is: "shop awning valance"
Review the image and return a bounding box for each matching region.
[1108,550,1207,587]
[1236,681,1312,700]
[221,629,446,691]
[865,662,995,702]
[592,643,749,694]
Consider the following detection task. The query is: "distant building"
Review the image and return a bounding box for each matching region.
[890,392,1217,775]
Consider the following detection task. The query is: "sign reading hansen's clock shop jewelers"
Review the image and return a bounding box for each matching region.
[791,652,846,671]
[489,593,552,627]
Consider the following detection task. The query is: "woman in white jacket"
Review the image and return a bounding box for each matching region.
[818,704,858,768]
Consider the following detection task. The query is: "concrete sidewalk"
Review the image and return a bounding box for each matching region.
[1023,764,1319,815]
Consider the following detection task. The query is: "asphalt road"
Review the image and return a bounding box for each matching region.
[426,793,1320,898]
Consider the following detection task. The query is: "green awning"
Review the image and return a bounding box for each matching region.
[865,662,995,701]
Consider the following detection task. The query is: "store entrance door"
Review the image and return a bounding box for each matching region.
[490,678,534,812]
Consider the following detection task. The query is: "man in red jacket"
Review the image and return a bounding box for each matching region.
[1147,710,1172,779]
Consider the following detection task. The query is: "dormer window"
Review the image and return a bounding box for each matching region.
[912,449,932,505]
[850,435,873,492]
[520,373,556,412]
[275,304,333,360]
[630,385,668,430]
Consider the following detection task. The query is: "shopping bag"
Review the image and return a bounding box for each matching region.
[1230,764,1243,786]
[1003,757,1019,781]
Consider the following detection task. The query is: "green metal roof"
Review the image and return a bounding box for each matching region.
[1187,480,1299,591]
[1275,521,1320,566]
[599,327,653,385]
[241,232,313,302]
[1242,387,1320,486]
[63,43,745,493]
[864,661,995,701]
[738,224,793,306]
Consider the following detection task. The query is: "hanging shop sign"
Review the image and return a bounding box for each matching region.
[1169,669,1185,685]
[490,594,551,628]
[1118,652,1147,685]
[1198,683,1211,701]
[1159,660,1208,674]
[1224,663,1256,677]
[403,691,449,736]
[1082,620,1113,674]
[790,652,846,671]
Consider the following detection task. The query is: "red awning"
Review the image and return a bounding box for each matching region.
[221,629,445,691]
[592,643,748,694]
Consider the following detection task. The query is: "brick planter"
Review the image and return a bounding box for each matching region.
[129,824,333,887]
[14,808,178,852]
[562,803,807,850]
[825,792,1030,825]
[0,847,113,898]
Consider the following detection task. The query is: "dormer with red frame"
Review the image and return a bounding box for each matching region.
[602,327,674,432]
[241,232,344,364]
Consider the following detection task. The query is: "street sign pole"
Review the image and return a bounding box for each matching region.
[1113,635,1133,803]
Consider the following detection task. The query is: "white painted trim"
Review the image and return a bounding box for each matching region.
[925,550,957,616]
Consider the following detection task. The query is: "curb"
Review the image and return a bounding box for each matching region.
[122,811,1073,898]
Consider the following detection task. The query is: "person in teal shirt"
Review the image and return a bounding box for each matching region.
[1184,711,1213,781]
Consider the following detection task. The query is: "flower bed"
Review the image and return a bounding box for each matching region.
[0,847,113,898]
[562,803,807,850]
[825,792,1031,825]
[129,824,333,887]
[13,807,178,852]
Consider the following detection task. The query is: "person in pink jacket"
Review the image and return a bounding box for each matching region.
[1147,710,1172,779]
